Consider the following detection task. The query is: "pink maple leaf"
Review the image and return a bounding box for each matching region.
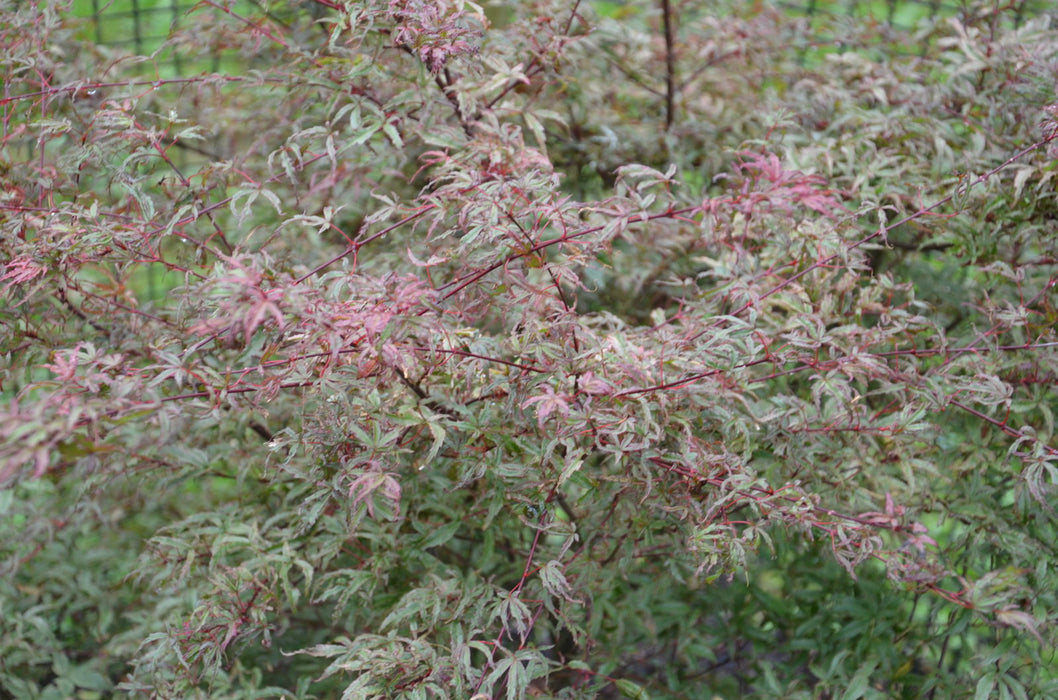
[521,385,571,428]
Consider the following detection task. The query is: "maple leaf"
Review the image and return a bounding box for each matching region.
[520,384,571,428]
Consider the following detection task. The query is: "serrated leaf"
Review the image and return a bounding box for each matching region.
[425,419,446,464]
[839,660,877,700]
[975,675,996,700]
[382,120,403,148]
[421,520,460,549]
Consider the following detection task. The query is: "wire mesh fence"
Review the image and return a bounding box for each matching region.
[80,0,191,50]
[72,0,1052,72]
[71,0,290,75]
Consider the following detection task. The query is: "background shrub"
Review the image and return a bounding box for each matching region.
[2,0,1057,697]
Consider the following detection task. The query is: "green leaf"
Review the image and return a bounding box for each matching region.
[421,520,460,549]
[613,677,649,699]
[839,660,878,700]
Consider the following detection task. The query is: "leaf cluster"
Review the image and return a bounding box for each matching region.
[2,0,1057,697]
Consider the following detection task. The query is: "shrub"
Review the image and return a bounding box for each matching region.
[1,0,1056,697]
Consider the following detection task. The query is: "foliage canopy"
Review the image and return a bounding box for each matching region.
[2,0,1057,697]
